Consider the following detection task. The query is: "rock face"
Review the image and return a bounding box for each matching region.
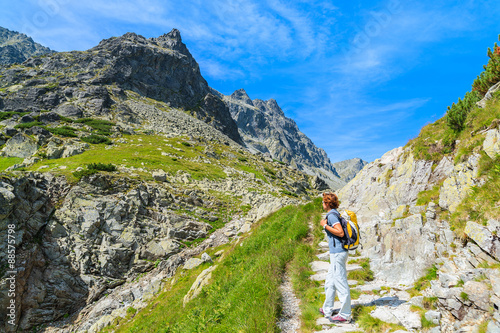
[225,89,346,190]
[337,126,500,331]
[332,157,368,182]
[0,27,54,65]
[0,29,242,144]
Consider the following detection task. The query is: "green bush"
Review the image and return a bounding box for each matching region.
[14,121,43,129]
[264,166,276,176]
[281,190,298,197]
[81,135,112,145]
[472,35,500,96]
[445,91,481,132]
[87,162,117,172]
[181,141,192,147]
[75,118,114,135]
[445,35,500,132]
[0,111,29,121]
[48,126,78,137]
[72,163,117,179]
[59,116,75,123]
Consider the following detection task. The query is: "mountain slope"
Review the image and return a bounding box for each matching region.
[225,88,346,190]
[0,27,54,65]
[0,29,242,144]
[0,29,329,332]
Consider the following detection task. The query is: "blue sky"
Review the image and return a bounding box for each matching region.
[1,0,500,162]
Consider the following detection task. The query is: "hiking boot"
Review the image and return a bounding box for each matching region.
[328,314,350,323]
[319,308,339,316]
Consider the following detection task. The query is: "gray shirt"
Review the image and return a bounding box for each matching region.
[326,209,346,253]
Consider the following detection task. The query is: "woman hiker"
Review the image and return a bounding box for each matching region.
[319,192,352,323]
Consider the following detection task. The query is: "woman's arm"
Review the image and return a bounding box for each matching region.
[320,219,344,237]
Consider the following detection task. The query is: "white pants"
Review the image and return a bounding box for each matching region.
[323,252,351,319]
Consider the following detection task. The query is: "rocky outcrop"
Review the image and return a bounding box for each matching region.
[225,89,345,190]
[337,124,500,331]
[338,147,445,222]
[0,27,54,65]
[477,81,500,108]
[438,154,484,212]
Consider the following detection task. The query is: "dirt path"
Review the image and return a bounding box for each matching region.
[277,271,302,332]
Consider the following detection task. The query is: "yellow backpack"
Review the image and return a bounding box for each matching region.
[340,210,361,251]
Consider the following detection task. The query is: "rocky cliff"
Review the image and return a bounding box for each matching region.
[337,83,500,331]
[0,28,242,144]
[0,27,54,65]
[225,88,346,190]
[332,157,368,182]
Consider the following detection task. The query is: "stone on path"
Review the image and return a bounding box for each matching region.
[315,317,360,333]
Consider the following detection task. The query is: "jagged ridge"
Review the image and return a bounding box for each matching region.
[225,88,346,190]
[0,27,54,65]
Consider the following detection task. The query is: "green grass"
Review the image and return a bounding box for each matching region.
[449,153,500,237]
[14,121,43,129]
[408,265,438,297]
[104,201,316,332]
[0,157,23,171]
[478,320,490,333]
[27,134,228,182]
[352,305,405,333]
[347,258,374,282]
[234,163,266,181]
[0,111,29,121]
[288,197,323,332]
[406,117,457,162]
[416,184,441,206]
[423,296,438,310]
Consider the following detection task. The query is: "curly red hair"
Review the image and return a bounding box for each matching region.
[323,192,339,209]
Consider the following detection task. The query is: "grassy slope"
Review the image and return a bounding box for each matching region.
[408,94,500,235]
[103,199,321,333]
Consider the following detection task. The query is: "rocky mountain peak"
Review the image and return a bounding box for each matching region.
[224,90,345,189]
[0,26,53,65]
[230,88,253,106]
[253,98,285,117]
[153,28,190,55]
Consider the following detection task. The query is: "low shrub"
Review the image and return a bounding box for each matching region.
[75,118,114,135]
[72,163,117,179]
[87,162,117,172]
[48,126,78,137]
[0,111,29,121]
[14,121,43,129]
[81,135,112,145]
